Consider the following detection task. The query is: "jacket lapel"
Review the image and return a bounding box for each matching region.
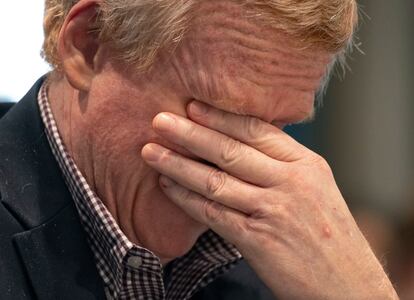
[13,204,106,300]
[0,77,105,299]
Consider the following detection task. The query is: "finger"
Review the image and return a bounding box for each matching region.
[187,101,308,162]
[141,143,268,214]
[159,175,248,246]
[152,113,283,187]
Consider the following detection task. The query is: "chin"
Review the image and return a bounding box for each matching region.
[154,225,209,264]
[133,178,208,264]
[143,213,209,264]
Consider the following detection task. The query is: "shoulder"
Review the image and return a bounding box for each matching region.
[0,77,72,228]
[0,102,14,119]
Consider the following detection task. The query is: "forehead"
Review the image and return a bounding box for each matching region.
[190,1,332,74]
[178,1,333,122]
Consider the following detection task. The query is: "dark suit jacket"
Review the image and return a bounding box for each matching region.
[0,102,14,118]
[0,78,275,299]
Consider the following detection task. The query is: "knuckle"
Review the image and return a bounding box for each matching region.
[177,186,192,201]
[273,202,292,222]
[244,218,276,249]
[313,155,332,173]
[184,122,198,140]
[232,220,251,244]
[220,138,243,166]
[206,169,227,197]
[252,192,276,217]
[260,166,283,187]
[285,165,303,181]
[158,148,173,163]
[245,116,263,140]
[202,200,224,223]
[284,167,314,196]
[304,153,333,176]
[159,149,184,169]
[247,202,292,240]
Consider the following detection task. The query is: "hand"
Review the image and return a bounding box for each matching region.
[141,101,398,300]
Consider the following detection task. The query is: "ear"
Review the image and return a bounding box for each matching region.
[57,0,101,92]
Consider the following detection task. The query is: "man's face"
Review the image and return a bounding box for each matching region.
[80,2,332,261]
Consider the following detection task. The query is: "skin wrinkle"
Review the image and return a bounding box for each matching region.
[58,85,76,160]
[234,60,324,92]
[123,173,142,245]
[193,0,340,55]
[172,42,222,106]
[201,53,315,121]
[104,159,120,228]
[48,1,333,264]
[113,172,152,245]
[90,130,100,193]
[242,58,326,83]
[193,22,307,60]
[193,37,331,86]
[173,36,321,122]
[87,93,151,229]
[224,46,325,94]
[211,39,327,84]
[192,12,334,63]
[130,172,149,248]
[173,8,332,123]
[189,23,331,77]
[191,39,219,102]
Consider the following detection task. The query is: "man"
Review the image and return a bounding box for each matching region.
[0,0,399,299]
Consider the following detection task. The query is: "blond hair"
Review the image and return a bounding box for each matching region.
[42,0,358,71]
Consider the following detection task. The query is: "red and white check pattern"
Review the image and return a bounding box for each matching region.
[38,80,241,299]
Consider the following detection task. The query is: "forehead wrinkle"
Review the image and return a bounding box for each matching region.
[171,33,226,102]
[231,41,329,77]
[193,18,319,60]
[231,47,327,87]
[240,70,324,93]
[217,44,326,92]
[184,35,329,94]
[191,9,332,64]
[188,10,332,94]
[235,43,329,77]
[194,36,329,76]
[171,0,332,122]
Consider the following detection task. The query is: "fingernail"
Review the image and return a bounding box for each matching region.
[159,175,175,188]
[154,113,176,131]
[189,101,208,116]
[142,144,165,162]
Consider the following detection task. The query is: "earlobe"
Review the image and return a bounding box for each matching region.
[57,1,100,92]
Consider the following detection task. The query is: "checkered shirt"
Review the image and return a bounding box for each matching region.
[37,80,242,300]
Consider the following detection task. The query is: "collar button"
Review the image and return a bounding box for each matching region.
[127,256,143,269]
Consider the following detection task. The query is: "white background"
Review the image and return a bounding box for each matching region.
[0,2,50,102]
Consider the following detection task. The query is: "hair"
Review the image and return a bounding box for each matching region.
[42,0,358,71]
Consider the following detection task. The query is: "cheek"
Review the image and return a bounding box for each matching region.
[87,76,200,169]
